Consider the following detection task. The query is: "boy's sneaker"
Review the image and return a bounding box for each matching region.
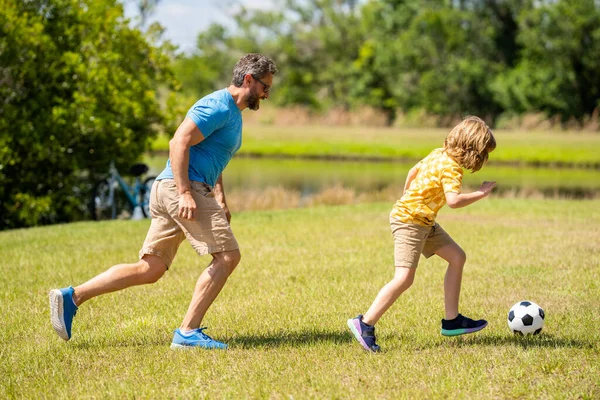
[347,315,380,353]
[49,286,78,341]
[171,328,228,350]
[441,313,488,336]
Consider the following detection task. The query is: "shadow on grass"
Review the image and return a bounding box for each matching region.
[69,329,592,351]
[424,333,596,350]
[228,329,353,349]
[70,335,171,350]
[69,329,353,350]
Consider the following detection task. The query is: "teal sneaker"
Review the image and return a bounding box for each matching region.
[170,328,228,350]
[49,287,78,341]
[441,314,488,336]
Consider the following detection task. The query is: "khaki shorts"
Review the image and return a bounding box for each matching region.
[389,214,456,268]
[139,179,239,268]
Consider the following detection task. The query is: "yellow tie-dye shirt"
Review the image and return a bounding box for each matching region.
[391,148,463,226]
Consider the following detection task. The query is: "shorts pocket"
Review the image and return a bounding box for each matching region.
[190,181,215,198]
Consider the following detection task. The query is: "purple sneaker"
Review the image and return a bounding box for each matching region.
[441,313,488,336]
[347,315,380,352]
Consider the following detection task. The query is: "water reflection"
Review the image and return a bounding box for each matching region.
[145,155,600,200]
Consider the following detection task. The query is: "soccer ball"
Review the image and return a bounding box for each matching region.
[507,301,545,335]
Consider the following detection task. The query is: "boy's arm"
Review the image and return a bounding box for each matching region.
[403,165,420,194]
[445,181,496,209]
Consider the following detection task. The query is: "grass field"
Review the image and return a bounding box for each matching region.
[2,199,599,398]
[152,126,600,166]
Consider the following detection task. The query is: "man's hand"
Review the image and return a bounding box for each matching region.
[478,181,497,197]
[178,192,197,220]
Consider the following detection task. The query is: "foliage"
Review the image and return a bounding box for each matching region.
[173,0,600,125]
[492,0,600,122]
[0,0,177,229]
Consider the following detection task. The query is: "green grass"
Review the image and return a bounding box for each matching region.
[2,199,600,398]
[151,126,600,165]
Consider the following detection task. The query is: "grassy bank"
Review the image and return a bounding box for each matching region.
[2,199,599,398]
[152,126,600,166]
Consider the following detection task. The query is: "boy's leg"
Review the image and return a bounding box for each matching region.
[346,219,427,352]
[434,242,466,320]
[434,242,487,336]
[347,267,415,353]
[362,266,416,326]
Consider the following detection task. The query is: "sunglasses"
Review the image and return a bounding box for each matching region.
[252,75,271,94]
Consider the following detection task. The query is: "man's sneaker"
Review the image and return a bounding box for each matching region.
[49,287,78,341]
[170,328,228,349]
[441,313,488,336]
[347,315,380,353]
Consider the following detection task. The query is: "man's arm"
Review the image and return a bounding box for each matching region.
[169,117,205,220]
[445,181,496,209]
[213,174,231,222]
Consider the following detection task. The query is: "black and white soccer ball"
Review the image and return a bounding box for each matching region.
[507,301,545,335]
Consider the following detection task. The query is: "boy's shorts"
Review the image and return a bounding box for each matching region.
[389,214,456,268]
[139,179,239,268]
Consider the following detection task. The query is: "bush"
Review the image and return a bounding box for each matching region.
[0,0,177,229]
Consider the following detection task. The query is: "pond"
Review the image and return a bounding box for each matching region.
[145,154,600,201]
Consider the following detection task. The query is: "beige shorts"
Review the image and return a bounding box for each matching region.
[389,214,456,268]
[139,179,239,268]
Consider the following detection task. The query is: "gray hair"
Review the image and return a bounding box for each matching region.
[231,53,278,87]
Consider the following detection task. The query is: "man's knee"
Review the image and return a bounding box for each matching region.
[213,249,241,273]
[140,255,167,283]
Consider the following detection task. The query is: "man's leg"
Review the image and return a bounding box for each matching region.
[49,255,167,341]
[72,254,167,306]
[179,249,241,330]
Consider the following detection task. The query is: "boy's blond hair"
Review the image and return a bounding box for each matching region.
[444,116,496,172]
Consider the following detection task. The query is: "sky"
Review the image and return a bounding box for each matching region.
[123,0,275,54]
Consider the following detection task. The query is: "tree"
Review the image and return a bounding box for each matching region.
[173,0,366,111]
[134,0,162,29]
[171,0,600,125]
[491,0,600,122]
[0,0,176,229]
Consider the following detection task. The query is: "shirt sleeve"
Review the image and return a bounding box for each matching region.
[441,164,463,194]
[186,99,230,138]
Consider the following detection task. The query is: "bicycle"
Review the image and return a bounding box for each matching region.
[90,161,157,220]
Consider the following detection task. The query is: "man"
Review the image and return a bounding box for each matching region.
[49,53,277,349]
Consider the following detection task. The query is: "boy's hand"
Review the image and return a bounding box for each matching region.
[478,181,497,196]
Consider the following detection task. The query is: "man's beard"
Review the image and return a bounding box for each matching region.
[247,88,261,110]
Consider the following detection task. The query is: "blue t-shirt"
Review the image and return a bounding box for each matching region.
[156,89,242,187]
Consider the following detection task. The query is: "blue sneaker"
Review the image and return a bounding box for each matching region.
[49,287,78,341]
[170,328,228,350]
[347,315,380,353]
[441,313,488,336]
